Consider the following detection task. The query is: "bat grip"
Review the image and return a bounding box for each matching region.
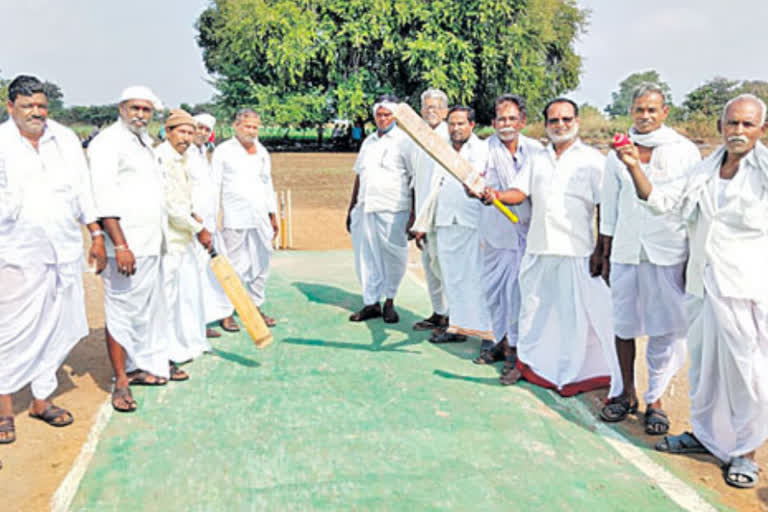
[209,243,218,258]
[492,198,519,224]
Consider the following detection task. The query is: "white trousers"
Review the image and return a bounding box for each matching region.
[102,256,170,379]
[483,246,524,346]
[611,262,687,403]
[0,260,87,399]
[687,267,768,462]
[436,225,490,333]
[350,206,409,305]
[196,230,234,323]
[421,234,447,316]
[517,254,621,396]
[164,244,211,363]
[222,227,272,307]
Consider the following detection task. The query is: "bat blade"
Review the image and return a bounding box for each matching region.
[210,254,273,348]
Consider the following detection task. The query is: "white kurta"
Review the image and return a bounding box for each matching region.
[516,140,621,396]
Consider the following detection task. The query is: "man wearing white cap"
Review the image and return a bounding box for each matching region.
[214,108,279,326]
[346,94,414,323]
[189,113,236,337]
[88,86,171,412]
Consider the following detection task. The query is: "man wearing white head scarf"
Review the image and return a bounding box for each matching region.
[346,95,414,323]
[88,85,171,412]
[621,94,768,490]
[474,94,543,382]
[599,83,701,435]
[0,75,106,439]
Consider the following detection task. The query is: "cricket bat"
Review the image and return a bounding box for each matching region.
[209,247,273,348]
[393,103,518,224]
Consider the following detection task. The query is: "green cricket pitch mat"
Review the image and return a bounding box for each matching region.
[58,250,725,511]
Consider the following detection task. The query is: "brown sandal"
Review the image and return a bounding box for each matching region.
[29,404,74,427]
[111,387,137,413]
[169,364,189,382]
[128,371,168,386]
[0,416,16,444]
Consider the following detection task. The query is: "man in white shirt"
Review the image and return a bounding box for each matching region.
[156,109,213,379]
[409,89,450,331]
[426,106,492,345]
[89,86,171,412]
[474,94,543,383]
[599,83,701,434]
[189,113,236,337]
[621,94,768,489]
[346,95,413,323]
[215,109,279,327]
[493,98,621,396]
[0,75,106,440]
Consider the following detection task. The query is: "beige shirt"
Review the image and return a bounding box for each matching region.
[156,141,204,254]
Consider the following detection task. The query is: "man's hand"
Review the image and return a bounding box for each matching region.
[463,184,482,200]
[589,247,603,279]
[480,187,499,206]
[115,247,136,276]
[616,142,641,172]
[413,231,427,250]
[88,237,107,274]
[406,210,415,240]
[196,228,213,253]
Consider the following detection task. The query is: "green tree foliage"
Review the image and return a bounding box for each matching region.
[605,70,672,118]
[196,0,587,124]
[682,76,739,119]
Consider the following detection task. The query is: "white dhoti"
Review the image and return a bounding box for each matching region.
[350,206,409,305]
[164,244,211,363]
[0,260,87,399]
[421,234,447,315]
[222,227,272,307]
[611,261,688,403]
[483,246,524,346]
[102,256,170,379]
[517,254,621,397]
[436,225,491,335]
[196,230,234,323]
[687,267,768,462]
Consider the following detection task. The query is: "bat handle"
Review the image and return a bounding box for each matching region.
[209,243,218,258]
[492,198,519,224]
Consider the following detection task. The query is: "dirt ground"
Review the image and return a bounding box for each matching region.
[1,151,766,511]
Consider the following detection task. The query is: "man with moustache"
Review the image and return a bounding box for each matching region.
[409,88,450,331]
[598,83,701,435]
[621,94,768,489]
[214,109,279,327]
[473,94,543,384]
[492,98,621,396]
[0,75,106,439]
[155,109,213,378]
[89,86,170,412]
[346,95,413,323]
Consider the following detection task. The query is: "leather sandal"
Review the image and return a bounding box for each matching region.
[349,304,381,322]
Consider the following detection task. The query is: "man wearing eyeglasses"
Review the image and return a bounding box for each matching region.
[598,84,700,435]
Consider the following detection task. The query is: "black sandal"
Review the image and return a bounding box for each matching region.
[29,404,74,427]
[473,345,506,365]
[128,371,168,386]
[349,304,381,322]
[599,395,638,422]
[644,408,670,435]
[169,364,189,382]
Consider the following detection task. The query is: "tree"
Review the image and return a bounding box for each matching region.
[196,0,588,125]
[682,76,739,119]
[605,70,672,118]
[737,80,768,107]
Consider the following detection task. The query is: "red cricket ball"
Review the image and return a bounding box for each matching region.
[612,133,631,148]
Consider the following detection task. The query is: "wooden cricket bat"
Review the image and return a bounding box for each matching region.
[209,248,273,348]
[393,103,518,224]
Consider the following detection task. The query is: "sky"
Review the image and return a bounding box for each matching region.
[1,1,766,110]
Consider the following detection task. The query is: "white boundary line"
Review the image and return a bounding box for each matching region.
[407,267,716,512]
[50,397,114,512]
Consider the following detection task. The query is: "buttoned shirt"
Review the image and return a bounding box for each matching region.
[646,143,768,300]
[523,139,605,257]
[410,122,449,215]
[0,118,97,264]
[435,134,489,228]
[156,142,204,254]
[354,124,413,213]
[601,138,700,264]
[214,137,276,232]
[88,120,165,257]
[188,145,221,233]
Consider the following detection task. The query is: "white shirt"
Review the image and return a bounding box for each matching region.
[523,139,605,257]
[156,142,205,254]
[410,122,449,215]
[188,145,221,233]
[0,119,97,264]
[435,134,489,228]
[214,137,276,231]
[480,134,543,250]
[646,142,768,300]
[88,120,165,257]
[354,125,413,213]
[601,138,700,265]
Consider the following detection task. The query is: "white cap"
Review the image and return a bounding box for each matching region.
[193,113,216,130]
[119,86,163,110]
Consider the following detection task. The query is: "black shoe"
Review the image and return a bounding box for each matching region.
[430,331,468,344]
[473,344,506,364]
[480,339,495,352]
[349,304,381,322]
[383,302,399,323]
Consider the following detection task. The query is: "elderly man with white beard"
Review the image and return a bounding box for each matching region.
[89,86,171,412]
[490,98,621,396]
[0,75,106,441]
[621,94,768,489]
[598,83,701,435]
[472,94,543,384]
